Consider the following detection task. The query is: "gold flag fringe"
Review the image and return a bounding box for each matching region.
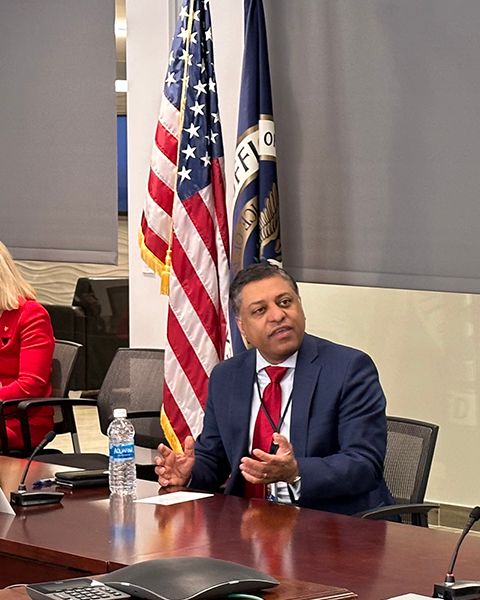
[160,248,172,295]
[161,406,183,454]
[138,227,171,296]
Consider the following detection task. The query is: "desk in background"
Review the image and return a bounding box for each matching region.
[0,456,477,599]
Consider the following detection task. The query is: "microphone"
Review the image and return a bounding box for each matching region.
[433,506,480,599]
[10,431,64,507]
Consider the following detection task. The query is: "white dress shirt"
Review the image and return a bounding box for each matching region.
[248,350,300,503]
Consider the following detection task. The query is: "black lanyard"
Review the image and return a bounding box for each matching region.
[254,372,293,454]
[254,371,299,504]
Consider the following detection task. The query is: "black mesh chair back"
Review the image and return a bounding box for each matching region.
[51,340,82,398]
[97,348,167,449]
[50,340,82,448]
[384,416,439,525]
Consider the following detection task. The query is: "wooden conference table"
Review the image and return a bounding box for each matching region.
[1,456,480,600]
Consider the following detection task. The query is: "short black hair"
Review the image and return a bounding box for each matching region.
[229,263,299,316]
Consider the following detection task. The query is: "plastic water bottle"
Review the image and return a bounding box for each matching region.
[107,408,136,496]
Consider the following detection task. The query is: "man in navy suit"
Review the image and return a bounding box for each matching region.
[155,264,393,514]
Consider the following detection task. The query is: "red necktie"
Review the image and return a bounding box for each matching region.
[244,366,288,499]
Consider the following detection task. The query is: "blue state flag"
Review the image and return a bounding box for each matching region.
[230,0,282,353]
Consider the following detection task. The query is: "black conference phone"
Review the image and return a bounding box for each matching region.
[26,557,280,600]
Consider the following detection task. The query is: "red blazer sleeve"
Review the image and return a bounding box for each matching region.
[0,301,55,401]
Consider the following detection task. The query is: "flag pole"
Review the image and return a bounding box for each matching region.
[161,0,196,295]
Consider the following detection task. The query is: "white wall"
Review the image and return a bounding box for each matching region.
[127,0,170,349]
[127,0,242,349]
[127,0,480,508]
[300,283,480,507]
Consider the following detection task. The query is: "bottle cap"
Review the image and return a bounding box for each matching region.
[113,408,127,418]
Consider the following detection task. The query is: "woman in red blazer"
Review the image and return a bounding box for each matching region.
[0,241,55,450]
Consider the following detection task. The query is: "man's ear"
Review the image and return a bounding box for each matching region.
[235,316,245,338]
[236,317,251,348]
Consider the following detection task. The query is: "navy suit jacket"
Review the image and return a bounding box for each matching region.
[191,333,394,515]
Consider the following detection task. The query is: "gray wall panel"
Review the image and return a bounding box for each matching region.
[265,0,480,293]
[0,0,117,264]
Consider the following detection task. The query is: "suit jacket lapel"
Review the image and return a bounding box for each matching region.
[228,349,256,470]
[290,334,322,457]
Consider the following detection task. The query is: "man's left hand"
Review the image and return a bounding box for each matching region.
[239,433,300,485]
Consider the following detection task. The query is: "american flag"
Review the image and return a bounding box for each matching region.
[139,0,230,452]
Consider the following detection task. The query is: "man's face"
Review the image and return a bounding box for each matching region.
[235,275,306,364]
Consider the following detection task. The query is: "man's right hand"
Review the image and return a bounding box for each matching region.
[154,435,195,487]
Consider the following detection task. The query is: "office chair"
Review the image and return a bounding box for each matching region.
[359,416,439,527]
[0,340,82,457]
[73,277,129,390]
[21,348,168,478]
[43,304,87,390]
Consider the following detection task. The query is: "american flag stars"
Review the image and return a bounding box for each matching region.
[193,81,207,95]
[165,72,176,86]
[163,0,223,202]
[182,144,196,159]
[190,101,205,116]
[185,123,200,138]
[178,165,192,182]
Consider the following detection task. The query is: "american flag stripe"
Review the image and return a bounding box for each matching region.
[147,171,174,221]
[172,195,222,301]
[199,186,230,276]
[163,352,206,437]
[168,269,221,371]
[150,143,177,193]
[182,193,218,263]
[171,234,223,355]
[140,213,168,257]
[204,163,231,343]
[142,194,170,247]
[210,160,230,253]
[155,122,178,166]
[143,98,180,252]
[167,308,209,405]
[158,93,181,136]
[162,384,194,444]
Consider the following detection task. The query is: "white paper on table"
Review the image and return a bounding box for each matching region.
[383,594,433,600]
[135,491,213,506]
[0,487,15,515]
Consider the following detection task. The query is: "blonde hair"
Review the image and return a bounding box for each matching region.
[0,240,36,311]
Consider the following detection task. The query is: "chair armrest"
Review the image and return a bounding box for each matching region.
[0,408,10,454]
[358,502,439,524]
[16,397,98,455]
[17,397,98,410]
[0,398,24,410]
[0,397,60,455]
[0,398,22,454]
